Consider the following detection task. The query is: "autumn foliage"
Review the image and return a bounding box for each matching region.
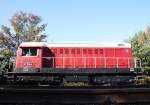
[0,11,47,71]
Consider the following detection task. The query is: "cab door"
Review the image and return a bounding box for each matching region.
[42,47,55,68]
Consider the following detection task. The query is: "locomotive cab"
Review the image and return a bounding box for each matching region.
[15,42,45,73]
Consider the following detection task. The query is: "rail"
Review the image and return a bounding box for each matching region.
[0,86,150,104]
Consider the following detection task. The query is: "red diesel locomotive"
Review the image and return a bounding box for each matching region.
[14,42,139,85]
[16,42,134,69]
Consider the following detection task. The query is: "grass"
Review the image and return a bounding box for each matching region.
[144,76,150,84]
[63,82,90,86]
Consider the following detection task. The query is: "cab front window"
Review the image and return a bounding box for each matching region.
[22,47,37,56]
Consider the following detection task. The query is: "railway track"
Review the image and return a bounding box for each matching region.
[0,85,150,105]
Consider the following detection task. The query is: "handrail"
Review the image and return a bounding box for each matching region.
[134,58,142,68]
[42,57,134,68]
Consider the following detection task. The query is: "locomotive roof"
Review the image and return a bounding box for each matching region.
[19,42,47,47]
[19,42,131,48]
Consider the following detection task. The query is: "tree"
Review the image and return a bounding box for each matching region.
[0,11,47,72]
[139,45,150,68]
[130,26,150,69]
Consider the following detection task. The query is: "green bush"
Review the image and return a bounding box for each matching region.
[144,67,150,75]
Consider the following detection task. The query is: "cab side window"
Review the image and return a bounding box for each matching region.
[22,48,29,56]
[22,47,37,56]
[30,48,37,56]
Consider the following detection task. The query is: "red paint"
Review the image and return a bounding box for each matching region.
[16,43,134,69]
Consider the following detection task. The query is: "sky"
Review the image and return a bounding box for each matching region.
[0,0,150,43]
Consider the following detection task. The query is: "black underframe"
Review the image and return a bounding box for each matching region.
[8,68,142,77]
